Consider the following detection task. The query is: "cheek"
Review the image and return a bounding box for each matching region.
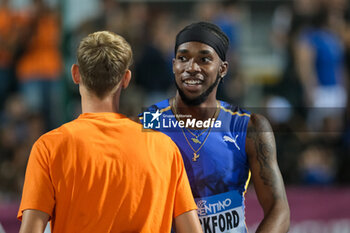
[173,65,186,78]
[206,66,220,76]
[173,65,181,80]
[173,63,183,72]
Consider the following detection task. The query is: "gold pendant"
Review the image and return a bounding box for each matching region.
[191,138,201,144]
[192,153,200,162]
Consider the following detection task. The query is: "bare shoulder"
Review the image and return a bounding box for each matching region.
[247,113,273,136]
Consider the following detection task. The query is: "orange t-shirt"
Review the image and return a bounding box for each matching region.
[18,112,197,232]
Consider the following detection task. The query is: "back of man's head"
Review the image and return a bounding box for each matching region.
[77,31,133,99]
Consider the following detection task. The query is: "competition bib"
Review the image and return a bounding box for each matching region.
[195,190,247,233]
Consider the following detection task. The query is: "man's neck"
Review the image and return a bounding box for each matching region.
[80,88,120,114]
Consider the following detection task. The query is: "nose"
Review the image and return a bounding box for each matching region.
[185,58,200,73]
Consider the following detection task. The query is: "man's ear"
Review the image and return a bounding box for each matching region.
[122,69,132,89]
[71,64,81,84]
[219,61,229,78]
[172,58,176,74]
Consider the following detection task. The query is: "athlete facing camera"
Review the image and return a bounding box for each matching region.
[141,22,290,233]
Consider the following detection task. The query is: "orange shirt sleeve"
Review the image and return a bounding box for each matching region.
[173,144,198,218]
[17,138,55,220]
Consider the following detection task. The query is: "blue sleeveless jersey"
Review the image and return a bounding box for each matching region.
[140,99,251,233]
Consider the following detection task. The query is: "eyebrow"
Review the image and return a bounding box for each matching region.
[177,49,189,54]
[199,50,212,55]
[177,49,213,55]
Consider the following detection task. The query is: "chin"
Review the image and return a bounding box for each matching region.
[179,91,208,106]
[175,79,215,106]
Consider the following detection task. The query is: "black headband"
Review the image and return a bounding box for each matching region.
[175,27,228,61]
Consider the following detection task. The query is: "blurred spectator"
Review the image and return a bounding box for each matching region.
[270,0,320,108]
[15,0,63,130]
[298,143,337,185]
[295,5,347,131]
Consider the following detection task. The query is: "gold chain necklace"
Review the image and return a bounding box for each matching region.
[184,126,209,144]
[172,98,220,162]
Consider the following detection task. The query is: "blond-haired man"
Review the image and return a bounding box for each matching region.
[18,31,202,233]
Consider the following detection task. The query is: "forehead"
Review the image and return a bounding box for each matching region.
[176,41,217,55]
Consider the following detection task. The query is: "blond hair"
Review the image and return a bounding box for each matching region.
[77,31,133,98]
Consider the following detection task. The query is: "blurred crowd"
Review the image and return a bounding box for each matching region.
[269,0,350,185]
[0,0,350,202]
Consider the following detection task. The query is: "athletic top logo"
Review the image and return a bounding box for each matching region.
[223,135,240,151]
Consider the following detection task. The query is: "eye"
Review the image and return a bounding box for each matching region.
[177,56,187,62]
[201,57,212,63]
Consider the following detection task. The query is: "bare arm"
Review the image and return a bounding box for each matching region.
[246,114,290,233]
[19,209,49,233]
[174,210,203,233]
[294,39,317,106]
